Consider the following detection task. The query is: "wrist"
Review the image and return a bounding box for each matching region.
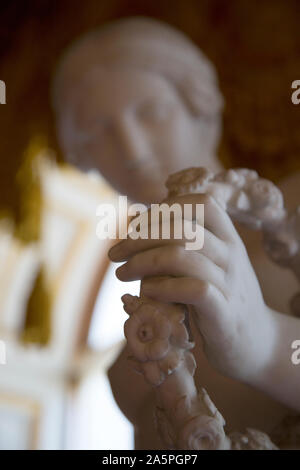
[245,305,280,388]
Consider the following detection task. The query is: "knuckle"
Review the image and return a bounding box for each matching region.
[169,244,185,263]
[200,281,212,298]
[151,249,162,267]
[162,278,173,291]
[154,245,184,271]
[202,193,214,208]
[128,253,140,271]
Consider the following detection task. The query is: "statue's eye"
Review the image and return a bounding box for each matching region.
[81,117,111,141]
[137,100,172,123]
[76,117,112,146]
[89,117,112,134]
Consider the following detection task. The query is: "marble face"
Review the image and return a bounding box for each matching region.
[58,66,220,204]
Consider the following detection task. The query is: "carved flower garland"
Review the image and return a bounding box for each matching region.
[166,167,285,230]
[123,295,194,386]
[154,388,230,450]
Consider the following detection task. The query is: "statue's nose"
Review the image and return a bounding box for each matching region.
[115,116,149,169]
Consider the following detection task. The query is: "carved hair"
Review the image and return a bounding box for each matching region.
[52,17,223,119]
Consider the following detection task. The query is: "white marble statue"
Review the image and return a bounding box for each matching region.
[52,17,300,449]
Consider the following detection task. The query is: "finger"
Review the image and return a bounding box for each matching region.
[109,225,228,269]
[116,245,226,294]
[164,193,239,243]
[202,229,229,269]
[141,276,227,315]
[141,277,231,345]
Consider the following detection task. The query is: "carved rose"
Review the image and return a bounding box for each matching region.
[178,414,230,450]
[248,179,283,210]
[130,349,184,386]
[124,300,193,363]
[124,304,171,362]
[173,390,229,450]
[123,295,194,386]
[230,428,278,450]
[166,167,213,196]
[214,168,258,187]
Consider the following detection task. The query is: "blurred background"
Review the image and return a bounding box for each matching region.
[0,0,299,449]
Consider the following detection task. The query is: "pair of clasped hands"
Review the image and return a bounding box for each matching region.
[108,193,276,385]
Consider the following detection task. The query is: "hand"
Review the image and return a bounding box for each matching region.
[108,194,277,383]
